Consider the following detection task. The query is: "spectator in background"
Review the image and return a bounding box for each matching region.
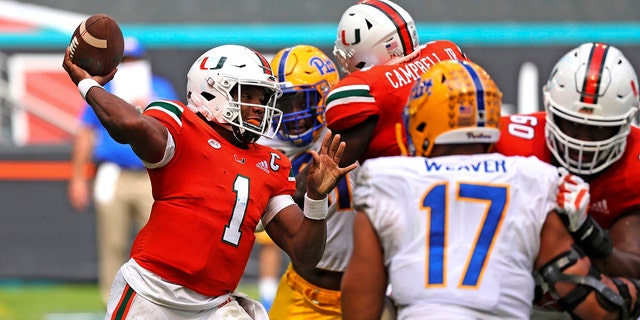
[67,37,178,305]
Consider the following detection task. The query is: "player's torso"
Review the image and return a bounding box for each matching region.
[325,40,468,163]
[356,154,556,318]
[587,127,640,228]
[132,101,295,296]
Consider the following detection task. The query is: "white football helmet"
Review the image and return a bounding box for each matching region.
[333,0,419,74]
[186,44,283,144]
[544,42,639,175]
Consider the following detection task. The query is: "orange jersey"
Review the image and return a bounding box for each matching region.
[324,40,468,163]
[495,112,640,228]
[131,100,295,297]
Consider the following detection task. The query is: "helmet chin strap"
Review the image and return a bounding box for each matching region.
[232,126,259,144]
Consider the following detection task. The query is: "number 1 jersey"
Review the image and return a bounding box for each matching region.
[130,100,296,297]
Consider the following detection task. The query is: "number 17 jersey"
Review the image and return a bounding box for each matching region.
[353,153,558,319]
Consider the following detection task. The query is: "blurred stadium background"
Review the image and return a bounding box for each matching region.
[0,0,639,318]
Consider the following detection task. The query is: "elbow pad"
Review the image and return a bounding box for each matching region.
[538,246,627,316]
[615,278,640,319]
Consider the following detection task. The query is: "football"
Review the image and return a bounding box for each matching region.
[68,14,124,76]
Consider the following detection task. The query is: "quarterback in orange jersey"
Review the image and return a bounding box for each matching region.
[495,42,640,280]
[63,44,356,320]
[326,0,468,166]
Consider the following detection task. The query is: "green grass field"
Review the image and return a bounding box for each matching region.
[0,281,259,320]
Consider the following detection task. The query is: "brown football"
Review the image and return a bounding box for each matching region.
[68,14,124,76]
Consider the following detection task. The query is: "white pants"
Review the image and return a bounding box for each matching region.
[105,267,268,320]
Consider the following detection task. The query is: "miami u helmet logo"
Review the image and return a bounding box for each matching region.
[341,29,361,46]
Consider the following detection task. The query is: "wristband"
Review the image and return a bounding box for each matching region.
[571,215,613,260]
[78,78,103,100]
[303,193,328,220]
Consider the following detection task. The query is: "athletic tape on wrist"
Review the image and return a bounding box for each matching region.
[303,193,328,220]
[571,215,613,260]
[78,78,102,100]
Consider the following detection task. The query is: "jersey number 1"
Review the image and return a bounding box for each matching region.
[223,175,249,246]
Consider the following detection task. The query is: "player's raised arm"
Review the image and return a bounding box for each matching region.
[62,48,168,164]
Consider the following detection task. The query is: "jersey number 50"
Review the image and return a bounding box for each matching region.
[507,114,538,140]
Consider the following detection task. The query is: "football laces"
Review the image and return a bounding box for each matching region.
[69,36,79,59]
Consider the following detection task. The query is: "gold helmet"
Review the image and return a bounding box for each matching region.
[270,45,340,146]
[404,60,502,156]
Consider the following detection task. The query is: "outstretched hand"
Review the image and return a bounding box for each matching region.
[306,130,358,200]
[62,46,117,86]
